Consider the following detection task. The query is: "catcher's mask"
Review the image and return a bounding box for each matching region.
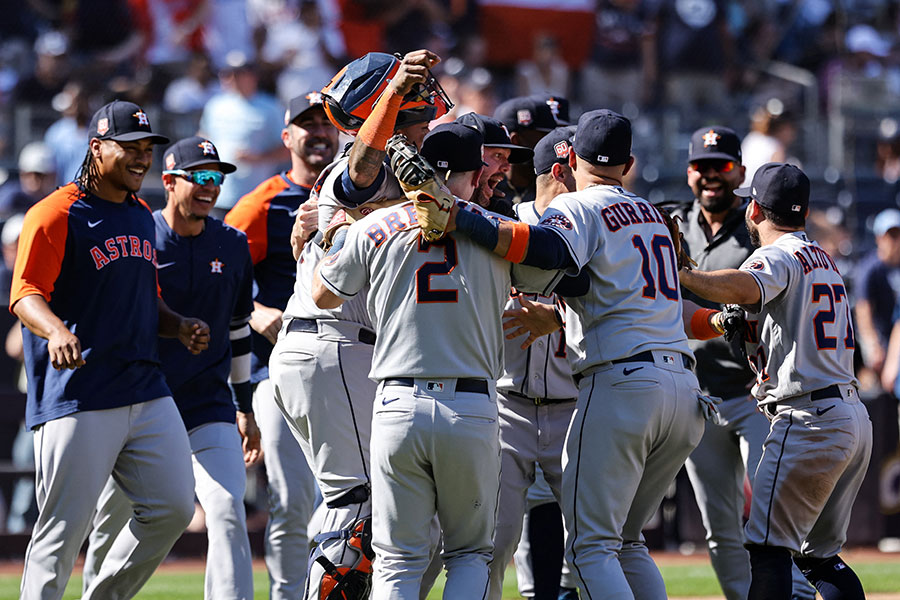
[309,517,375,600]
[321,52,453,134]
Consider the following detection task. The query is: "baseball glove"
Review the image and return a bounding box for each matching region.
[386,134,456,243]
[711,304,748,343]
[322,209,352,251]
[656,205,697,270]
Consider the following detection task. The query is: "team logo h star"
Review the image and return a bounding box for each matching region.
[540,213,573,230]
[703,129,720,147]
[133,111,150,127]
[210,258,224,273]
[198,140,216,155]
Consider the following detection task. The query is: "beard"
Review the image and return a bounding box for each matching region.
[746,215,761,248]
[699,192,735,214]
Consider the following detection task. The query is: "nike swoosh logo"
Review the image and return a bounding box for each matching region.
[88,220,103,228]
[623,366,643,376]
[816,405,836,416]
[156,262,176,269]
[382,397,399,406]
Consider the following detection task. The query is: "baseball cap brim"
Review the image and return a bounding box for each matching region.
[689,152,740,163]
[105,131,171,145]
[485,143,534,164]
[734,186,752,198]
[176,158,238,174]
[287,103,326,126]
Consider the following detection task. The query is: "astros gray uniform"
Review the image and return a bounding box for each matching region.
[739,232,872,558]
[538,184,707,599]
[488,200,578,600]
[318,199,557,600]
[268,155,389,600]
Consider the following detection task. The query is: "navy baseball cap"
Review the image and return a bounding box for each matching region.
[533,126,576,175]
[494,96,568,133]
[88,100,169,144]
[285,89,326,126]
[688,126,742,163]
[573,109,631,166]
[163,136,237,174]
[455,112,533,164]
[735,162,809,215]
[421,123,485,174]
[530,94,570,124]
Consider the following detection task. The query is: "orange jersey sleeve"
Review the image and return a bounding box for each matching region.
[10,184,80,310]
[225,176,288,265]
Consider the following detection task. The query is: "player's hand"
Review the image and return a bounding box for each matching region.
[178,318,210,354]
[237,411,262,465]
[48,328,85,370]
[502,297,562,350]
[291,198,318,259]
[388,49,440,97]
[250,304,283,345]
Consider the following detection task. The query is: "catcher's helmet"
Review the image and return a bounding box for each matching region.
[321,52,453,134]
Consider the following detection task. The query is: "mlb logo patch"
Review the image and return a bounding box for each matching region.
[437,160,449,168]
[97,118,109,136]
[426,381,444,392]
[553,140,569,159]
[597,155,609,163]
[662,354,675,364]
[517,109,533,126]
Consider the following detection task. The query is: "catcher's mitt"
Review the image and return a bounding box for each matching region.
[656,205,697,270]
[386,134,456,242]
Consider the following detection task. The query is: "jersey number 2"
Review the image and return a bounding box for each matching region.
[416,238,458,303]
[811,283,855,350]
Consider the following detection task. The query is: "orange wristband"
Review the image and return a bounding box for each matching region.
[356,92,403,151]
[503,222,531,263]
[691,308,722,340]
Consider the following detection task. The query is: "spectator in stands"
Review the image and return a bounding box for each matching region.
[163,52,220,114]
[12,31,69,107]
[199,51,287,215]
[515,33,570,99]
[130,0,208,68]
[579,0,652,112]
[856,209,900,382]
[741,98,798,184]
[876,118,900,184]
[0,143,56,220]
[44,80,92,187]
[644,0,736,117]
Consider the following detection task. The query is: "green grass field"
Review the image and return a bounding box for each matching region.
[2,556,899,599]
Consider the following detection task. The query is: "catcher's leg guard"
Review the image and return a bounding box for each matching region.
[308,516,375,600]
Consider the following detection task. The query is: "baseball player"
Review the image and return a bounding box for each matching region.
[311,122,560,599]
[455,112,532,217]
[444,109,714,598]
[271,49,452,600]
[673,126,815,600]
[679,163,873,600]
[486,125,579,600]
[81,137,260,600]
[224,90,336,599]
[12,100,209,600]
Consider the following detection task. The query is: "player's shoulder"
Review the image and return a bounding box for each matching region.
[238,174,290,206]
[25,183,82,224]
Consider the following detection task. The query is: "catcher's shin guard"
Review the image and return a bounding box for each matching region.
[309,516,375,600]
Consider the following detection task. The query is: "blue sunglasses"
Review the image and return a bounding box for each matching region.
[164,169,226,186]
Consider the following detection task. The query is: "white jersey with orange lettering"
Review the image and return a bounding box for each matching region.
[539,184,694,373]
[738,232,858,406]
[535,183,706,599]
[316,198,558,599]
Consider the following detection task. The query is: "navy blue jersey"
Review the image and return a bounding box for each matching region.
[12,184,170,429]
[153,211,253,430]
[225,173,311,382]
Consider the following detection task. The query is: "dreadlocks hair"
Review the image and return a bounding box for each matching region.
[75,146,101,195]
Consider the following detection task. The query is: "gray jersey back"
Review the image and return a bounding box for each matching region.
[315,155,404,232]
[498,201,578,399]
[282,240,372,326]
[538,185,694,373]
[319,201,556,380]
[740,231,857,404]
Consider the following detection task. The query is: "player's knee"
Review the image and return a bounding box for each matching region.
[747,544,793,600]
[793,555,865,600]
[202,488,245,528]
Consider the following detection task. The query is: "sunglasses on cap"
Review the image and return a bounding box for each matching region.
[164,169,226,186]
[689,160,736,174]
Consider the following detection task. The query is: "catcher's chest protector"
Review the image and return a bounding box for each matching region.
[311,517,375,600]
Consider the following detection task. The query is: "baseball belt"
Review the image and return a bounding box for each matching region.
[809,384,842,401]
[504,389,576,406]
[382,377,489,395]
[286,318,376,345]
[573,350,693,384]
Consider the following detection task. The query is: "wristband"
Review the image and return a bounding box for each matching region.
[691,308,723,340]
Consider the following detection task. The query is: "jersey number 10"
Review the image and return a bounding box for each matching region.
[632,234,679,301]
